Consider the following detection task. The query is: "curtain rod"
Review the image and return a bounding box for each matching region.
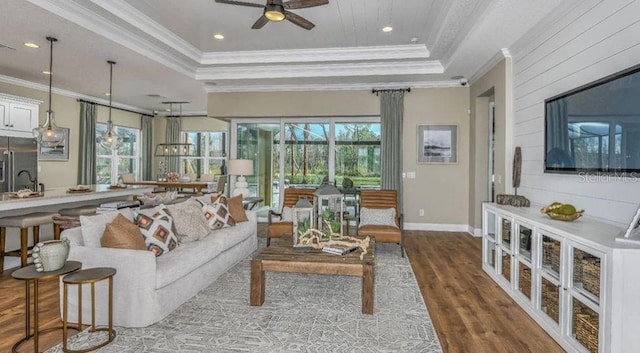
[165,114,209,118]
[371,88,411,96]
[77,98,155,117]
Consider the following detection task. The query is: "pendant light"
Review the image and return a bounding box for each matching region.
[98,60,122,150]
[32,37,65,147]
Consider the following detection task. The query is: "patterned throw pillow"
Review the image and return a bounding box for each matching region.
[134,208,178,256]
[202,195,236,229]
[359,207,398,228]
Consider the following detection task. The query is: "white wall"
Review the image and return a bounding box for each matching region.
[511,0,640,226]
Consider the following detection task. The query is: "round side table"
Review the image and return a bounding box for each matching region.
[11,261,82,353]
[62,267,117,353]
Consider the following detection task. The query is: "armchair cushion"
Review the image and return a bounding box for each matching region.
[357,225,401,243]
[359,207,398,228]
[268,222,293,238]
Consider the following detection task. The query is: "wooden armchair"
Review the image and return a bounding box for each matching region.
[357,189,404,257]
[267,187,315,246]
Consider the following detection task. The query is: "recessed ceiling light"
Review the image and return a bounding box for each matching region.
[213,34,225,40]
[42,70,51,75]
[382,26,393,33]
[24,42,40,48]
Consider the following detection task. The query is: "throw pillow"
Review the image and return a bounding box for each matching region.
[101,213,146,250]
[202,195,236,229]
[138,191,177,207]
[165,199,210,243]
[134,208,178,256]
[280,207,293,222]
[359,207,398,228]
[80,208,135,248]
[228,195,249,223]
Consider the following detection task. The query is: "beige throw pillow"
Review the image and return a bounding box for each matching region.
[165,199,210,243]
[101,213,147,250]
[359,207,398,228]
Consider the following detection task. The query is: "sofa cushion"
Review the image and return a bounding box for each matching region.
[101,213,147,250]
[202,196,236,229]
[165,199,210,243]
[155,219,254,289]
[134,208,178,257]
[359,207,398,228]
[228,195,248,223]
[80,208,135,248]
[357,225,401,243]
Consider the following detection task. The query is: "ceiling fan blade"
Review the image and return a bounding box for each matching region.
[284,0,328,9]
[252,15,269,29]
[215,0,264,8]
[284,11,315,30]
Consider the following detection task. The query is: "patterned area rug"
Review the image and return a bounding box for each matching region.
[48,240,442,353]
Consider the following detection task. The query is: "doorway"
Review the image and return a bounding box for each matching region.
[488,101,496,202]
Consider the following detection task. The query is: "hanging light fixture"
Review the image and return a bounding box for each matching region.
[32,37,66,147]
[154,102,193,157]
[98,60,123,150]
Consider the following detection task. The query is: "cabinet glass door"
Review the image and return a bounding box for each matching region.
[572,248,601,303]
[517,224,533,262]
[540,276,560,324]
[571,298,599,353]
[484,239,496,270]
[501,218,512,249]
[541,234,561,279]
[485,211,496,240]
[518,262,532,300]
[500,250,511,283]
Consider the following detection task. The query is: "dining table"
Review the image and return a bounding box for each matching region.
[122,180,212,195]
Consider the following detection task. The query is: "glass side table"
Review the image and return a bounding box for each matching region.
[11,261,82,353]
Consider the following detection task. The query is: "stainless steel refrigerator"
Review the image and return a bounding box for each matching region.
[0,137,38,193]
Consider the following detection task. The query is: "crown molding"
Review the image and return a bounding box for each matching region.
[0,92,43,105]
[201,45,430,65]
[89,0,202,63]
[203,80,459,93]
[196,60,444,80]
[468,48,511,84]
[26,0,196,77]
[0,74,154,115]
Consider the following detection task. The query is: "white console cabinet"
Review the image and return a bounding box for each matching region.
[0,93,41,137]
[482,203,640,353]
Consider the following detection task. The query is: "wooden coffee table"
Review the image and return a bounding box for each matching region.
[250,236,376,314]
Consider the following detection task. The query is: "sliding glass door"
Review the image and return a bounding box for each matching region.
[233,118,380,212]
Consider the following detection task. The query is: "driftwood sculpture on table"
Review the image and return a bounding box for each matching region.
[496,146,531,207]
[297,221,371,260]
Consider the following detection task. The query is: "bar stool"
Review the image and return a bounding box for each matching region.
[0,212,60,272]
[53,205,98,240]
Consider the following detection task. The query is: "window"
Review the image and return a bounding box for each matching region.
[96,123,141,184]
[180,131,227,177]
[234,118,381,210]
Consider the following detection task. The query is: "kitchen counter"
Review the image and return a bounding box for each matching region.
[0,184,154,212]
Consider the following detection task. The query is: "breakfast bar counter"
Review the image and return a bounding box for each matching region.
[0,184,154,213]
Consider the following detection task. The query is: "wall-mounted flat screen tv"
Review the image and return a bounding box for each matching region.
[545,64,640,174]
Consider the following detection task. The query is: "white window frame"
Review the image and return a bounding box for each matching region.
[96,123,141,184]
[230,116,380,207]
[180,131,228,176]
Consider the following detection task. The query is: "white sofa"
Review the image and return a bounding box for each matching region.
[60,210,258,328]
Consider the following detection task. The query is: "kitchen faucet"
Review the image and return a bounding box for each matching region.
[17,170,41,192]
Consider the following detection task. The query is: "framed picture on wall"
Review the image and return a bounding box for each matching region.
[417,125,458,164]
[38,127,70,161]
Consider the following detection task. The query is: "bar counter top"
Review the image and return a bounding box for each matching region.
[0,184,154,212]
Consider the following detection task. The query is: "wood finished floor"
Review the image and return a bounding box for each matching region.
[0,228,564,353]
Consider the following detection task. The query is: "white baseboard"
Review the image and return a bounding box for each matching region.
[472,228,482,237]
[403,223,471,233]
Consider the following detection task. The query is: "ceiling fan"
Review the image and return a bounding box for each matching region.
[215,0,329,30]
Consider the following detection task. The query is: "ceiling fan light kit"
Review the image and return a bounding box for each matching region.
[215,0,328,30]
[264,4,286,21]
